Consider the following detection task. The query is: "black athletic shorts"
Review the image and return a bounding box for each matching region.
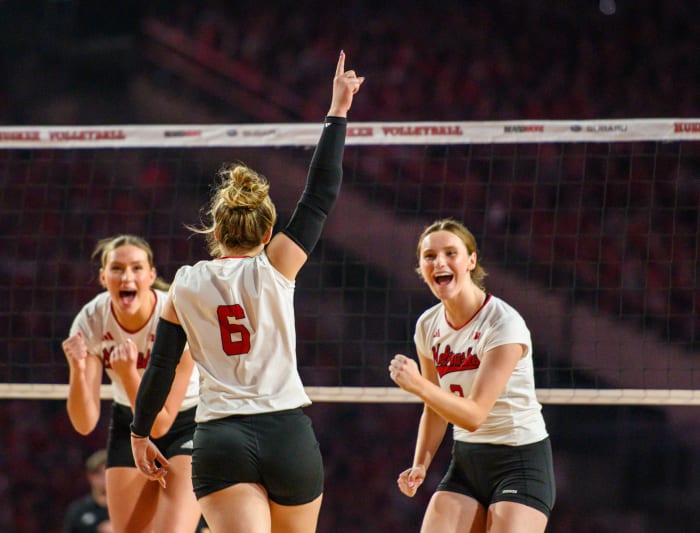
[106,402,197,468]
[436,437,556,518]
[191,408,323,505]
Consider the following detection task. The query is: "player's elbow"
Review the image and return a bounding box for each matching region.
[67,406,98,435]
[462,418,484,432]
[458,407,489,433]
[71,419,97,436]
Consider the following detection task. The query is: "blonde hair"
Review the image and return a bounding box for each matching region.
[92,234,169,290]
[85,449,107,473]
[191,163,277,257]
[415,218,488,290]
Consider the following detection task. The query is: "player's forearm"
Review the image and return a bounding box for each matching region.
[150,354,193,438]
[66,372,100,434]
[281,117,346,254]
[126,375,176,438]
[149,405,178,438]
[120,371,141,412]
[130,318,184,437]
[416,380,488,432]
[131,363,175,437]
[412,406,448,470]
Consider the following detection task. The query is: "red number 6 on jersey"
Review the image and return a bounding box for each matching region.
[217,304,251,356]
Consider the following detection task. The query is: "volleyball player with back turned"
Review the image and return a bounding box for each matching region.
[129,51,363,533]
[389,218,555,533]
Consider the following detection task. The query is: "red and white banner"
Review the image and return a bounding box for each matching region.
[1,119,699,148]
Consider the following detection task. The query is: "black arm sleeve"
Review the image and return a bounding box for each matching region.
[130,318,187,437]
[281,115,347,254]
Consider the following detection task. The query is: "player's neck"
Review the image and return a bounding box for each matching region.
[221,242,265,258]
[443,287,486,328]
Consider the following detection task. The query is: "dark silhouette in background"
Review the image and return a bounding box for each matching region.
[63,449,111,533]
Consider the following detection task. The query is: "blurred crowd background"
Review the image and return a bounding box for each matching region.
[1,1,699,531]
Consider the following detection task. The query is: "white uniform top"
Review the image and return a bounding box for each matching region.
[414,294,548,446]
[170,251,310,423]
[70,289,199,410]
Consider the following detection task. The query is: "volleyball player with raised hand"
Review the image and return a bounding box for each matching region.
[62,235,202,533]
[389,219,555,533]
[129,51,363,533]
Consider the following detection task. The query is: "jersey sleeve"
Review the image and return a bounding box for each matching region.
[482,308,531,357]
[69,305,102,357]
[413,310,432,358]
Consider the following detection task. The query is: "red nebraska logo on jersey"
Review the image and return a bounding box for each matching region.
[102,346,151,369]
[432,343,480,377]
[101,333,153,369]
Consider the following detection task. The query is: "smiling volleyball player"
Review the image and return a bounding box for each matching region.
[62,235,201,532]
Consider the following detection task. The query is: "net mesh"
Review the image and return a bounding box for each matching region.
[1,119,699,403]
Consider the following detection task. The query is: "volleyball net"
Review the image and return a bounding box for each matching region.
[1,118,698,404]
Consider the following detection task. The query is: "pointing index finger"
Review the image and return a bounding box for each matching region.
[336,50,345,77]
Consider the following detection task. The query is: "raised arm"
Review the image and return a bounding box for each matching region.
[326,50,364,118]
[267,51,364,280]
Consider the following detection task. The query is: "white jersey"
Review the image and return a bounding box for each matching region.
[414,294,548,446]
[170,251,310,422]
[70,289,199,410]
